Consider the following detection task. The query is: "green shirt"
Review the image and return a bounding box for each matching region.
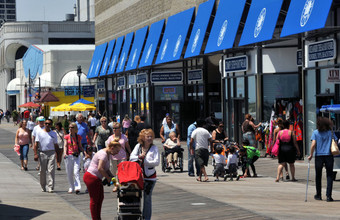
[244,146,260,167]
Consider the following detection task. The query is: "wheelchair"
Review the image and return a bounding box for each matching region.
[161,146,184,173]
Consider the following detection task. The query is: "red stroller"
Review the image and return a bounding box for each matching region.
[116,161,144,220]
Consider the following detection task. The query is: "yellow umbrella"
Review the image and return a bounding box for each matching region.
[52,103,72,111]
[68,103,96,111]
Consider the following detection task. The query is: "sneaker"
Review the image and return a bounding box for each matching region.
[327,197,334,202]
[214,179,219,181]
[188,173,195,177]
[48,189,54,193]
[286,174,290,180]
[75,190,80,194]
[41,188,46,192]
[314,195,322,201]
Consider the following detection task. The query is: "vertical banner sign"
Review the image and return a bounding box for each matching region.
[297,50,302,66]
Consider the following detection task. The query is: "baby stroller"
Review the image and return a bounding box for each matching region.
[116,161,144,220]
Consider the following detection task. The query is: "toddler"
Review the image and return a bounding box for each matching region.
[213,145,226,181]
[226,146,238,181]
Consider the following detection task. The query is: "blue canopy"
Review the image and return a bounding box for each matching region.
[70,98,94,106]
[281,0,333,37]
[185,0,215,58]
[108,36,125,75]
[116,32,134,73]
[155,7,195,64]
[99,39,116,77]
[239,0,284,46]
[320,104,340,114]
[204,0,246,54]
[126,26,148,71]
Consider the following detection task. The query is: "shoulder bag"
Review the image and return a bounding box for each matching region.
[331,131,340,156]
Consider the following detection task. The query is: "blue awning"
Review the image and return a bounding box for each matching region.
[116,32,134,73]
[239,0,284,46]
[107,36,124,75]
[99,39,115,77]
[87,43,107,78]
[185,0,215,58]
[125,26,148,71]
[155,7,195,65]
[280,0,333,37]
[139,19,165,68]
[204,0,246,54]
[22,45,43,79]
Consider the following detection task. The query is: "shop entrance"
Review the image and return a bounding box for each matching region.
[153,101,200,139]
[233,99,245,144]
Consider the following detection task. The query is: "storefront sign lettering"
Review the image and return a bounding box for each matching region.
[327,69,340,83]
[117,77,125,87]
[188,69,203,82]
[83,85,95,97]
[225,55,248,73]
[308,39,336,62]
[151,71,183,83]
[163,87,176,94]
[64,86,82,96]
[137,73,148,84]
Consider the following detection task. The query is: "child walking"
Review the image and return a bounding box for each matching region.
[213,145,226,181]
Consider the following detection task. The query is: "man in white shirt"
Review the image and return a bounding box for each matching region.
[88,113,97,133]
[190,119,213,182]
[32,116,45,171]
[34,118,58,193]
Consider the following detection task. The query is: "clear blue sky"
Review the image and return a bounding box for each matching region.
[17,0,76,21]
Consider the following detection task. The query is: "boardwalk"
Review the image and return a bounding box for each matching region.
[1,122,340,219]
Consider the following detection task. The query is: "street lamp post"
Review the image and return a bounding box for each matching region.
[77,65,82,100]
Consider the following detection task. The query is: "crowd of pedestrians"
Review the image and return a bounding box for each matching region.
[6,107,340,220]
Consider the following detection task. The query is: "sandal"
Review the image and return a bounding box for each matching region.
[196,178,201,182]
[21,167,24,170]
[275,179,279,182]
[202,178,209,182]
[286,173,290,180]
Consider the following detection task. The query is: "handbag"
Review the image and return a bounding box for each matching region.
[331,131,340,156]
[13,144,20,156]
[271,131,281,157]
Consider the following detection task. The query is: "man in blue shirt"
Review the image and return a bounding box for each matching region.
[76,113,92,154]
[187,121,199,177]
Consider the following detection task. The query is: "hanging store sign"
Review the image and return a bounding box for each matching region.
[225,55,248,73]
[97,80,105,89]
[83,85,95,97]
[308,39,336,62]
[151,71,183,84]
[137,73,148,84]
[128,75,136,86]
[188,69,203,83]
[327,69,340,83]
[297,50,302,66]
[117,77,125,87]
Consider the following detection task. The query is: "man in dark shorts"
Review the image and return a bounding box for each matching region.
[190,119,213,182]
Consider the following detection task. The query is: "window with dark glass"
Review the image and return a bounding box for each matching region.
[6,4,15,8]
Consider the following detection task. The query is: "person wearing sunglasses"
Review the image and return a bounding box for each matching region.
[211,121,228,153]
[33,118,58,193]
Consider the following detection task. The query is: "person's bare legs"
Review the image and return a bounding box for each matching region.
[276,163,284,182]
[289,163,296,181]
[201,166,208,181]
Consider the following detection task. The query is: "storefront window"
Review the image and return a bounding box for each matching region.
[248,76,256,120]
[236,77,244,98]
[140,88,145,115]
[262,74,299,121]
[145,87,150,125]
[154,86,183,101]
[305,70,316,155]
[320,69,335,94]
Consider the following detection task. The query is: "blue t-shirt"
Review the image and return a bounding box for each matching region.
[76,121,89,144]
[311,130,337,156]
